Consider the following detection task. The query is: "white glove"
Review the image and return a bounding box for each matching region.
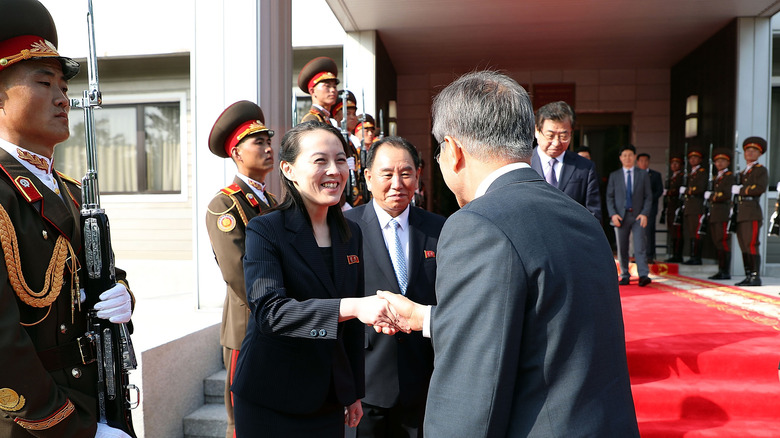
[731,185,742,195]
[95,423,132,438]
[704,191,712,200]
[346,157,356,171]
[80,288,86,304]
[679,186,687,195]
[93,283,132,323]
[776,181,780,192]
[662,189,667,196]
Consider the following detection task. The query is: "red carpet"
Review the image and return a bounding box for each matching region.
[620,266,780,437]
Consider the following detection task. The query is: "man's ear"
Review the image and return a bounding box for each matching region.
[447,137,465,173]
[363,168,372,191]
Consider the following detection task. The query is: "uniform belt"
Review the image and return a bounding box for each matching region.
[741,196,757,201]
[37,336,96,371]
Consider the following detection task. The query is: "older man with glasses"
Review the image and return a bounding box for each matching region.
[530,101,601,222]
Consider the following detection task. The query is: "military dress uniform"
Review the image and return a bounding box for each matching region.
[0,145,131,437]
[665,160,684,262]
[205,101,277,438]
[683,152,707,264]
[707,150,734,279]
[0,2,134,435]
[735,137,768,286]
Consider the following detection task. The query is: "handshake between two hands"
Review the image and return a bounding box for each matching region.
[358,291,426,336]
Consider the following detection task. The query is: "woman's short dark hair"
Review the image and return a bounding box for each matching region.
[274,121,351,241]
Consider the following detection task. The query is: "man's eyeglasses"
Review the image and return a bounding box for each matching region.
[435,141,445,164]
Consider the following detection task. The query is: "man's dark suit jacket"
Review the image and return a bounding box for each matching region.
[345,203,445,409]
[232,207,365,415]
[647,168,664,218]
[606,167,653,219]
[425,166,638,437]
[531,148,602,222]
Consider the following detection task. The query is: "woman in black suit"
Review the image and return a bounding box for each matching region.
[232,122,401,437]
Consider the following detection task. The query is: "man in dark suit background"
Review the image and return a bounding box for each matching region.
[636,152,664,262]
[531,101,601,222]
[607,145,653,287]
[345,137,445,438]
[379,71,638,437]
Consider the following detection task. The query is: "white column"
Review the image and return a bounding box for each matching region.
[344,30,377,118]
[193,0,292,308]
[733,16,771,276]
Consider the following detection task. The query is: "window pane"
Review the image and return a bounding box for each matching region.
[145,104,181,192]
[56,107,138,193]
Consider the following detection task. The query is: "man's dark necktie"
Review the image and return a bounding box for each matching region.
[626,169,633,210]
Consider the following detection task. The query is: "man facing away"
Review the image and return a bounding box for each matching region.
[607,145,653,287]
[377,71,638,437]
[205,101,277,438]
[531,101,601,222]
[345,136,445,438]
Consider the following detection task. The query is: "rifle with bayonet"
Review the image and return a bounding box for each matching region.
[71,1,138,435]
[697,143,714,236]
[673,143,689,225]
[727,148,742,233]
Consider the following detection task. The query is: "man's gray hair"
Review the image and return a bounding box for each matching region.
[431,70,534,162]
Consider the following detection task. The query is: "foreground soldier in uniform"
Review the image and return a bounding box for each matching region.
[706,149,734,280]
[205,101,277,438]
[733,137,768,286]
[0,1,133,436]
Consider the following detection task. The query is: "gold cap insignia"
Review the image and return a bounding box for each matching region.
[0,388,25,412]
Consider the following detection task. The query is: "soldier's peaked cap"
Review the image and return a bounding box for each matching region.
[712,148,732,161]
[0,0,79,80]
[742,136,766,154]
[208,101,273,159]
[298,57,339,94]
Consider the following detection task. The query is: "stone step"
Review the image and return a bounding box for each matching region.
[204,369,227,405]
[183,403,227,438]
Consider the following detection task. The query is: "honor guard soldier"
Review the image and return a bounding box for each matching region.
[298,56,340,126]
[706,149,734,279]
[0,1,134,436]
[681,148,707,265]
[733,137,768,286]
[665,156,685,262]
[355,114,377,151]
[205,101,277,438]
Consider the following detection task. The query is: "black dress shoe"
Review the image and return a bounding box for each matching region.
[708,272,731,280]
[664,256,683,263]
[619,278,630,286]
[638,276,652,287]
[682,259,702,265]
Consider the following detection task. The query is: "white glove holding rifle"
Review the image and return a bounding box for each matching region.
[93,283,132,323]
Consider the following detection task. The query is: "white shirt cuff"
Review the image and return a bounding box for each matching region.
[423,305,432,338]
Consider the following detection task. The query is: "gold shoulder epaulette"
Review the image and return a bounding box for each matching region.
[56,172,81,187]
